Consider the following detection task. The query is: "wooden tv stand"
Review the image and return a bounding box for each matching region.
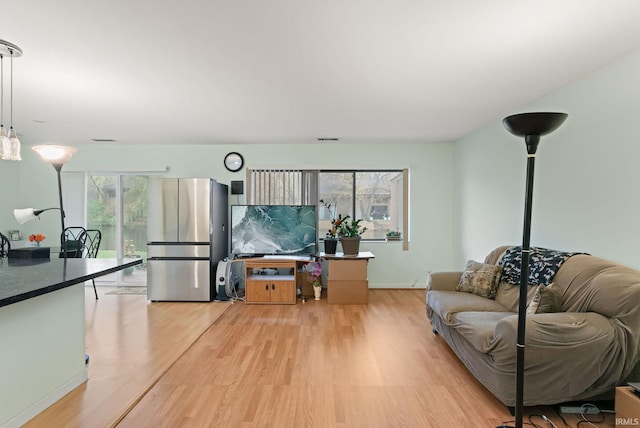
[243,256,309,304]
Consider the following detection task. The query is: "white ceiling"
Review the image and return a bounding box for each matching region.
[3,0,640,147]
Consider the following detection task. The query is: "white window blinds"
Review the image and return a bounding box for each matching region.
[248,169,318,205]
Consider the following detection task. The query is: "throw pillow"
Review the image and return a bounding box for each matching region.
[526,283,562,314]
[456,260,503,299]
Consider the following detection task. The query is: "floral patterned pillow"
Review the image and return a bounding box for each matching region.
[456,260,503,299]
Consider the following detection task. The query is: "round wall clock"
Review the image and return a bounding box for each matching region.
[224,152,244,172]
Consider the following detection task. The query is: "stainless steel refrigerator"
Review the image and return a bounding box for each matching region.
[146,178,228,301]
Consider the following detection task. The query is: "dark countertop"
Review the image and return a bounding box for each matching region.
[0,257,143,308]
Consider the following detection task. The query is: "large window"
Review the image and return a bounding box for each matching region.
[318,170,404,240]
[249,168,407,244]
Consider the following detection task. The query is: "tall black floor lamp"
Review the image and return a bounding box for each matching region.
[31,145,77,233]
[13,145,77,259]
[501,112,567,428]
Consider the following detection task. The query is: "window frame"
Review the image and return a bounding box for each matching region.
[248,167,409,249]
[319,169,408,247]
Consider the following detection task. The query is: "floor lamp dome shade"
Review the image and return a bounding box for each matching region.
[503,112,568,150]
[32,145,77,167]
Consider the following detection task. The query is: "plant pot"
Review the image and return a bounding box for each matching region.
[323,238,338,255]
[340,237,361,256]
[313,286,322,300]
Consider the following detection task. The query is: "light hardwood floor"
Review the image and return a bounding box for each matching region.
[118,290,615,428]
[24,288,232,428]
[27,288,615,427]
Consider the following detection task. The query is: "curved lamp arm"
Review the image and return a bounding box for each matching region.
[14,207,64,224]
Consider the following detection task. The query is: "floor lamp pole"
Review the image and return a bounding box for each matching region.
[53,163,67,259]
[514,135,538,427]
[501,112,568,428]
[53,164,66,233]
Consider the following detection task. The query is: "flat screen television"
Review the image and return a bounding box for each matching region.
[230,205,317,257]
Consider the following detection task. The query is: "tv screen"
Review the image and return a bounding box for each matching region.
[230,205,317,256]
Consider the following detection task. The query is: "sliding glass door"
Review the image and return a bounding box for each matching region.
[86,174,147,286]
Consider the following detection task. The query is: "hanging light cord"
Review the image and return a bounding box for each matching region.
[9,49,14,128]
[1,53,4,125]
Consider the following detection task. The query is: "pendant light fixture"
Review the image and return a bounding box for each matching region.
[0,53,7,158]
[0,39,23,161]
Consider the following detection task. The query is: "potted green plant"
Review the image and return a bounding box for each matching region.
[319,199,341,254]
[386,230,402,241]
[337,215,367,256]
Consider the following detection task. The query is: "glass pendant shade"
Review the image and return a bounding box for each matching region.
[0,125,7,158]
[3,126,21,160]
[0,39,23,162]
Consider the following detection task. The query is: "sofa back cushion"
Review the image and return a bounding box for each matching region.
[485,245,512,266]
[554,255,640,319]
[494,282,537,313]
[527,283,562,314]
[487,246,640,319]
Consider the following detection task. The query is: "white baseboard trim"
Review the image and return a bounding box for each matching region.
[2,369,88,428]
[368,284,427,289]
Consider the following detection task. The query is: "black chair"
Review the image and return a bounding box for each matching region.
[0,232,10,261]
[85,229,102,299]
[60,227,88,259]
[61,227,99,299]
[85,229,102,259]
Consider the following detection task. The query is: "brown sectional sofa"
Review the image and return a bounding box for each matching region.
[426,245,640,407]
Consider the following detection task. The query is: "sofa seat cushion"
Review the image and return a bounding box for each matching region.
[427,290,510,323]
[451,311,513,354]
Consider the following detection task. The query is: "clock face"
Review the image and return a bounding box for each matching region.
[224,152,244,172]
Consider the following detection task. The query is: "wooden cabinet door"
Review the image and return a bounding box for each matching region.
[270,280,296,304]
[246,280,271,303]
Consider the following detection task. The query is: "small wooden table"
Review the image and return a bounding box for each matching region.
[320,251,375,304]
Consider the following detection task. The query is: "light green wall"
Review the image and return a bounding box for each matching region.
[453,49,640,270]
[1,142,455,288]
[0,159,21,235]
[8,47,638,283]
